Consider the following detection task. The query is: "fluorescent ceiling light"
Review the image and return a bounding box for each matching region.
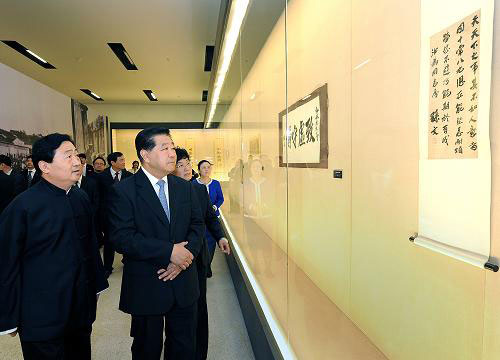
[108,43,138,71]
[143,90,158,102]
[1,41,56,69]
[205,0,250,128]
[80,89,104,101]
[25,49,47,63]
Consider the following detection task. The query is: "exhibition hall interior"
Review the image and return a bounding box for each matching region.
[1,0,500,359]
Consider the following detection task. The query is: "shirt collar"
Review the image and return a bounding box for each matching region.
[142,167,169,188]
[196,178,212,186]
[110,167,120,177]
[6,169,12,175]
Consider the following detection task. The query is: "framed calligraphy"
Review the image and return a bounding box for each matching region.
[278,84,328,168]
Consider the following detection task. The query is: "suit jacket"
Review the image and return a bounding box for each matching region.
[95,167,132,231]
[0,172,16,214]
[108,169,204,315]
[192,182,224,268]
[83,164,94,177]
[0,179,108,341]
[14,169,41,195]
[80,175,100,215]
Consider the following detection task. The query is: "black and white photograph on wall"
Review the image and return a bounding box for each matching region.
[0,128,41,170]
[71,99,108,160]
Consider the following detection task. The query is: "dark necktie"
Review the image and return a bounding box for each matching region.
[114,172,120,183]
[27,171,33,187]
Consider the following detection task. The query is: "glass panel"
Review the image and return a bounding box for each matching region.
[240,0,288,336]
[216,0,289,346]
[285,1,384,358]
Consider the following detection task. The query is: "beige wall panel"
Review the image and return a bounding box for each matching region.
[351,0,485,359]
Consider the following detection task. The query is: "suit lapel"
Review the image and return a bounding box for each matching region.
[167,174,178,238]
[136,170,170,229]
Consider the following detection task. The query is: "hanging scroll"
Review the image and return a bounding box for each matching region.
[417,0,494,269]
[428,11,481,159]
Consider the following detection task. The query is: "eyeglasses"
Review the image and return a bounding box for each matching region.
[176,160,191,169]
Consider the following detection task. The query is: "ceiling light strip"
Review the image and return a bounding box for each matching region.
[107,43,138,71]
[143,90,158,102]
[80,89,104,101]
[1,41,56,69]
[204,0,250,128]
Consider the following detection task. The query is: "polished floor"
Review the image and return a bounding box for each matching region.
[0,250,254,360]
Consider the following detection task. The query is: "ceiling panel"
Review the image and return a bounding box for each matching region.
[0,0,220,104]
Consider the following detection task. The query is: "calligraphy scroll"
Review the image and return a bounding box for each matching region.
[279,84,328,168]
[417,0,493,267]
[428,11,481,159]
[214,137,225,172]
[186,137,195,163]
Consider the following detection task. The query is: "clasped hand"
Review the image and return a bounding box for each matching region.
[158,241,193,281]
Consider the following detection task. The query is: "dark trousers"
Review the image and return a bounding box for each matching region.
[103,231,115,272]
[20,326,92,360]
[206,244,216,278]
[196,260,209,360]
[131,301,198,360]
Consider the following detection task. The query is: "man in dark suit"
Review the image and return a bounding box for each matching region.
[0,154,15,176]
[77,153,94,177]
[108,127,204,360]
[95,151,132,277]
[76,163,100,215]
[0,133,108,360]
[15,155,41,195]
[0,155,16,214]
[0,171,16,215]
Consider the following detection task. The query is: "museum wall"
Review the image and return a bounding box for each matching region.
[218,0,500,359]
[0,63,72,166]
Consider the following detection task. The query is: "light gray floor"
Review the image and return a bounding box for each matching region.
[0,249,255,360]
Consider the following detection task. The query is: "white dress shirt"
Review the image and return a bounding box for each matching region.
[141,167,170,210]
[110,167,122,181]
[5,168,12,176]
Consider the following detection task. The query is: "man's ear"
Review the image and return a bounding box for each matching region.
[38,161,50,174]
[140,150,149,164]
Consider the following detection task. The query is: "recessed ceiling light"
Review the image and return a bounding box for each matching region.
[204,45,214,72]
[143,90,158,102]
[80,89,103,101]
[108,43,138,70]
[1,41,56,69]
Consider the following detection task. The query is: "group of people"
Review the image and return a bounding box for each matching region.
[0,127,230,360]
